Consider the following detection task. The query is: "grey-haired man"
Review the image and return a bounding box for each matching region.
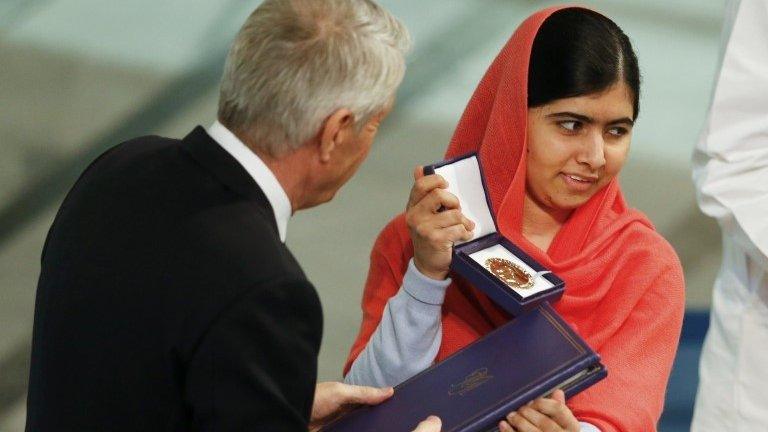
[26,1,439,431]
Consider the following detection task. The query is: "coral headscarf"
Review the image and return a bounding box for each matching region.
[345,6,684,431]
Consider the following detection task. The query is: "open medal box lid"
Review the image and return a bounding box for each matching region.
[424,153,565,316]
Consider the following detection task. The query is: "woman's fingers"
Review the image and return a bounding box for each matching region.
[498,393,577,432]
[551,389,566,404]
[529,396,579,431]
[498,420,514,432]
[429,209,475,231]
[413,222,473,246]
[412,166,424,182]
[505,410,542,432]
[442,223,475,243]
[410,220,472,280]
[518,402,563,431]
[411,415,441,432]
[407,188,468,230]
[411,188,462,220]
[407,173,448,210]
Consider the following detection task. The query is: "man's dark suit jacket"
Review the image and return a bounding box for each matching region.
[26,127,323,431]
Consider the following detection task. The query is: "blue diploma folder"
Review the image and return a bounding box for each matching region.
[323,303,606,432]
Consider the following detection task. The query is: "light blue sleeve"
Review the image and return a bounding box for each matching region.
[580,421,601,431]
[344,258,450,387]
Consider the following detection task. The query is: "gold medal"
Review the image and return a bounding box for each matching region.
[484,257,534,289]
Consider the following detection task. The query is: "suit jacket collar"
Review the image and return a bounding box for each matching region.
[182,126,280,236]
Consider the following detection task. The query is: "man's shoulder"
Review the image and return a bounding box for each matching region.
[89,134,187,179]
[169,199,305,288]
[87,130,295,278]
[67,134,191,205]
[96,133,181,164]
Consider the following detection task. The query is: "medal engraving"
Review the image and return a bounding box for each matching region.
[484,257,534,289]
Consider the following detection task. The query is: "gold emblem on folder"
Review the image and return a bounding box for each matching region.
[449,368,494,396]
[484,258,534,289]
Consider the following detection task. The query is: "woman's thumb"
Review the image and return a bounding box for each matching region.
[412,415,441,432]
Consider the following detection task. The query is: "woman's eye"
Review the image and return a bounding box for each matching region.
[607,127,628,137]
[559,121,581,132]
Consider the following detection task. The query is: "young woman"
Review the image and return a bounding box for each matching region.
[343,6,684,432]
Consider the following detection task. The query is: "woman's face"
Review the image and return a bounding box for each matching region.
[525,82,634,214]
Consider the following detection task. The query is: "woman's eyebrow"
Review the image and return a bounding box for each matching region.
[545,111,634,126]
[608,117,635,126]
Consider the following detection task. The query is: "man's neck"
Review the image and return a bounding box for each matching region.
[250,146,310,214]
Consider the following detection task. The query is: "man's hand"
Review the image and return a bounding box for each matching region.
[406,166,475,281]
[309,382,441,431]
[309,382,393,430]
[497,390,579,432]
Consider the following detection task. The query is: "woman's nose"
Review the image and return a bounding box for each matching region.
[576,132,606,170]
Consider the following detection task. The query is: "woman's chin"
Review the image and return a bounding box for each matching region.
[549,193,593,212]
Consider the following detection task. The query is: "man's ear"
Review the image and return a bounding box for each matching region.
[318,108,354,163]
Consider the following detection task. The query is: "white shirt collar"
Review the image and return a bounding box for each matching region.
[207,121,292,242]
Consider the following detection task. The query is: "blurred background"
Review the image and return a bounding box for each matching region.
[0,0,726,430]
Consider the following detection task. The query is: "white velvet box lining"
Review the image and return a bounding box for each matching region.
[432,155,496,246]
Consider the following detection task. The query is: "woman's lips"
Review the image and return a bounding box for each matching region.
[560,173,597,192]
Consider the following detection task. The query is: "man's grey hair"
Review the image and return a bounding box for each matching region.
[218,0,411,156]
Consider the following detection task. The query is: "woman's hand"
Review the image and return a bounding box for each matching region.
[498,390,580,432]
[406,167,475,280]
[309,382,393,431]
[412,415,442,431]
